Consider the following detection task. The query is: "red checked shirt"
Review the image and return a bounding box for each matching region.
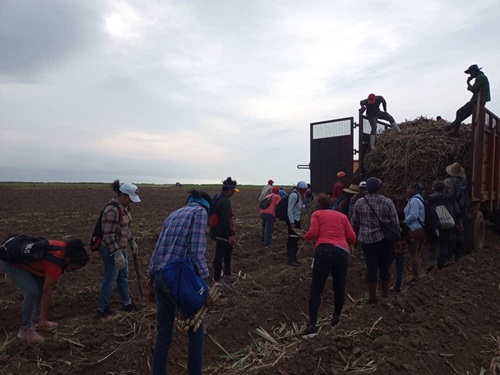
[393,230,414,256]
[351,194,399,244]
[101,198,133,253]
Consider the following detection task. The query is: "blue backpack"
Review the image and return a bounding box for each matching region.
[162,256,208,316]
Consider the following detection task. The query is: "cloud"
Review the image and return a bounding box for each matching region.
[0,0,499,184]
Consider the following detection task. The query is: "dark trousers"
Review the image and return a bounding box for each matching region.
[368,112,395,134]
[153,272,204,375]
[450,101,473,130]
[260,213,276,247]
[286,220,301,261]
[213,239,233,281]
[389,255,405,292]
[309,244,349,324]
[428,229,452,268]
[361,238,392,283]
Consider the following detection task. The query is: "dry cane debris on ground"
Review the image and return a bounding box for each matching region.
[363,117,471,200]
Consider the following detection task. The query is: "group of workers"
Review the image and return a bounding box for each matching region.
[0,62,490,374]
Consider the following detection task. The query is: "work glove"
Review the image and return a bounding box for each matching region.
[129,238,139,255]
[114,250,126,270]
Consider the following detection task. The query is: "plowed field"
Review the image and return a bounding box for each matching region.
[0,186,499,374]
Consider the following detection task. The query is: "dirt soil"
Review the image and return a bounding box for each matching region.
[0,186,499,375]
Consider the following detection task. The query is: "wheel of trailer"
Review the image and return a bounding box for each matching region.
[463,211,485,252]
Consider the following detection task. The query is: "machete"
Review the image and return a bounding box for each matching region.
[132,252,144,299]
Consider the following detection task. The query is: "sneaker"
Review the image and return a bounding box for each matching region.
[214,280,228,288]
[222,274,238,282]
[36,321,59,332]
[121,302,141,312]
[17,327,44,344]
[302,323,318,339]
[97,306,116,319]
[331,315,340,327]
[287,260,299,267]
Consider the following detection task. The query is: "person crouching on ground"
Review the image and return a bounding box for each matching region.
[210,177,239,285]
[299,194,356,338]
[390,211,414,293]
[259,186,281,247]
[148,190,214,375]
[2,238,89,344]
[97,179,141,318]
[351,177,399,304]
[286,181,308,267]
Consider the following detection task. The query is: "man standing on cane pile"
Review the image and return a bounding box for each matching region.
[148,190,214,375]
[359,93,401,150]
[447,64,491,136]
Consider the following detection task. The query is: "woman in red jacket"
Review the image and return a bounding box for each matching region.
[299,194,357,338]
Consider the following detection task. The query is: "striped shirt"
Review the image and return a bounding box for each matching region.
[101,198,133,253]
[149,203,209,279]
[351,194,399,244]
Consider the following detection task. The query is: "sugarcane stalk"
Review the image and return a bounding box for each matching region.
[191,290,221,332]
[183,287,220,331]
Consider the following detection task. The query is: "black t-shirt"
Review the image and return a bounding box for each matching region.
[360,96,385,116]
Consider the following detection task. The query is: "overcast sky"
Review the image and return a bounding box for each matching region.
[1,0,499,185]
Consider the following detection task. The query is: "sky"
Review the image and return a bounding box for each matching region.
[1,0,499,185]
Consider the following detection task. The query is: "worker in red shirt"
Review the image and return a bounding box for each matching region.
[331,171,346,210]
[299,193,357,338]
[1,238,89,344]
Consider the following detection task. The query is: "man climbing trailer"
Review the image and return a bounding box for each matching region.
[359,93,400,150]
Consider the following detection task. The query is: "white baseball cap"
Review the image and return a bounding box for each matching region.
[359,181,367,188]
[119,183,141,202]
[296,181,308,189]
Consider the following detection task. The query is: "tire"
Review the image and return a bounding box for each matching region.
[463,211,485,252]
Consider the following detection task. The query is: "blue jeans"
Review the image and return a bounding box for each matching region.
[389,255,405,292]
[260,213,276,247]
[153,272,204,375]
[98,246,131,312]
[2,262,44,329]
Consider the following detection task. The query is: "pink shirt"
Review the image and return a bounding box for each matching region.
[259,193,281,217]
[304,209,356,251]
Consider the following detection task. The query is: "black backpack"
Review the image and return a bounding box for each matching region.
[90,201,123,252]
[414,197,440,239]
[0,235,66,269]
[275,191,299,221]
[207,193,221,228]
[259,194,275,209]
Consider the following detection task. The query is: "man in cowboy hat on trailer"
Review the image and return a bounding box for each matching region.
[447,64,491,136]
[444,162,469,259]
[359,93,401,150]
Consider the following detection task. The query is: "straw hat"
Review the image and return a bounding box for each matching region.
[445,162,465,177]
[343,184,359,195]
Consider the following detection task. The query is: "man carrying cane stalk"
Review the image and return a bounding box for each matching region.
[148,190,214,375]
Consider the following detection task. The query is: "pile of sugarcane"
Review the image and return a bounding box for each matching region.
[183,285,222,332]
[363,117,471,201]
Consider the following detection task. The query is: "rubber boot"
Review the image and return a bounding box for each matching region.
[391,122,401,132]
[369,135,376,151]
[367,282,378,304]
[380,280,390,298]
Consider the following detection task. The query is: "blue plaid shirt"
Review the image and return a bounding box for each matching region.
[148,203,209,279]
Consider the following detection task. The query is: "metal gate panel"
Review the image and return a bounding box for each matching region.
[310,118,354,193]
